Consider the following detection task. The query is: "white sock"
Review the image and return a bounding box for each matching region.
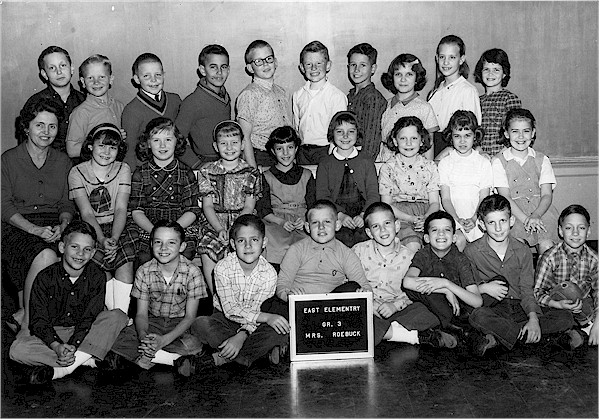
[151,350,181,366]
[582,323,593,336]
[113,280,133,314]
[52,351,92,379]
[82,358,97,368]
[105,278,116,310]
[388,321,419,344]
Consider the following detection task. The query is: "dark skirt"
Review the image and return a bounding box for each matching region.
[1,213,60,290]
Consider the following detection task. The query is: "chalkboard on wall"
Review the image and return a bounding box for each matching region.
[289,292,374,362]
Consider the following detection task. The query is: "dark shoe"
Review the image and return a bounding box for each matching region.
[268,346,280,365]
[28,365,53,385]
[96,351,128,371]
[418,328,458,348]
[557,329,588,350]
[472,333,498,356]
[174,352,214,377]
[4,316,20,334]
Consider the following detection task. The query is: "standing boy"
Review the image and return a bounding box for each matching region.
[9,220,128,385]
[352,203,458,348]
[105,220,208,377]
[176,45,231,169]
[122,53,182,170]
[22,46,85,152]
[193,214,290,369]
[534,204,598,346]
[236,40,292,168]
[293,41,347,165]
[346,43,387,161]
[466,194,577,356]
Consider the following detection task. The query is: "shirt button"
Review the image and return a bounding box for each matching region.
[67,313,71,316]
[70,292,74,295]
[33,206,38,210]
[38,194,44,198]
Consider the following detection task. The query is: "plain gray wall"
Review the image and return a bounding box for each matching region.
[1,1,598,157]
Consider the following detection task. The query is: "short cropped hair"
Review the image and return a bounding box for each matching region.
[132,52,163,76]
[477,194,512,220]
[266,126,301,155]
[244,40,273,64]
[213,120,243,142]
[363,202,395,226]
[18,97,64,144]
[327,111,362,144]
[474,48,511,88]
[347,43,377,65]
[499,108,537,147]
[443,110,484,147]
[38,46,72,72]
[80,123,127,162]
[79,54,112,78]
[150,219,186,244]
[306,199,338,221]
[61,220,97,243]
[198,44,229,67]
[381,53,427,94]
[386,115,431,155]
[424,211,456,234]
[230,214,265,241]
[559,204,591,226]
[137,117,187,162]
[300,40,329,63]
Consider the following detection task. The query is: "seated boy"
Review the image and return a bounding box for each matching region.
[121,53,182,170]
[346,43,387,161]
[104,220,208,376]
[466,194,578,356]
[192,214,290,369]
[9,220,128,385]
[21,46,85,152]
[352,203,458,348]
[534,204,598,346]
[176,44,231,169]
[293,41,347,165]
[403,211,483,335]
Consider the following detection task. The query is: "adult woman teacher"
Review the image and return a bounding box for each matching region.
[1,97,75,331]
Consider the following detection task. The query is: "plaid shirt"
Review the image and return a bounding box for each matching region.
[479,89,521,155]
[213,253,277,333]
[132,255,207,318]
[534,242,598,319]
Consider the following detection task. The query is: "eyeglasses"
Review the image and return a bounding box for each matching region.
[251,55,275,67]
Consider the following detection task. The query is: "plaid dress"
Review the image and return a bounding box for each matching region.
[196,159,262,262]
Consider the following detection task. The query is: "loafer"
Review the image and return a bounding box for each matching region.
[174,352,214,377]
[418,328,458,348]
[472,333,497,356]
[28,365,53,385]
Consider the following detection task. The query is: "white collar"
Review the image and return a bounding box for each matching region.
[333,147,359,160]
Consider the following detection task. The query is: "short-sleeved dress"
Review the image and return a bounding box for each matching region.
[492,147,559,245]
[196,159,262,262]
[129,159,201,261]
[378,154,440,245]
[69,160,137,270]
[438,149,493,242]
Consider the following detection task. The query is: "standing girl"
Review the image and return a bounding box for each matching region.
[492,108,559,254]
[474,48,522,156]
[379,116,440,252]
[316,111,379,248]
[258,126,315,265]
[68,123,136,313]
[196,121,262,292]
[379,53,439,161]
[438,110,492,251]
[427,35,481,159]
[130,117,201,265]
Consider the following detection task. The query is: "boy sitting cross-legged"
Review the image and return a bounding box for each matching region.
[192,214,290,369]
[9,220,128,385]
[103,220,208,377]
[352,203,458,348]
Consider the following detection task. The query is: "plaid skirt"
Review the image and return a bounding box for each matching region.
[93,220,138,271]
[196,228,230,263]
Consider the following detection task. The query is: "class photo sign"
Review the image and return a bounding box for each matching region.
[289,292,374,361]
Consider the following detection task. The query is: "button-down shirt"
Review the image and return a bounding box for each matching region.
[213,253,277,333]
[428,75,482,131]
[411,244,479,289]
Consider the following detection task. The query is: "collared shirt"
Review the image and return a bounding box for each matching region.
[347,83,387,160]
[332,147,359,160]
[428,76,482,130]
[236,78,292,150]
[464,235,541,315]
[378,154,440,203]
[352,238,414,310]
[381,94,439,143]
[132,255,207,318]
[292,79,347,146]
[213,253,277,333]
[534,242,598,317]
[277,237,371,300]
[29,261,105,348]
[492,148,556,189]
[479,89,521,155]
[411,244,478,289]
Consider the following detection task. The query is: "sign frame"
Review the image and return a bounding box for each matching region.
[288,292,374,362]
